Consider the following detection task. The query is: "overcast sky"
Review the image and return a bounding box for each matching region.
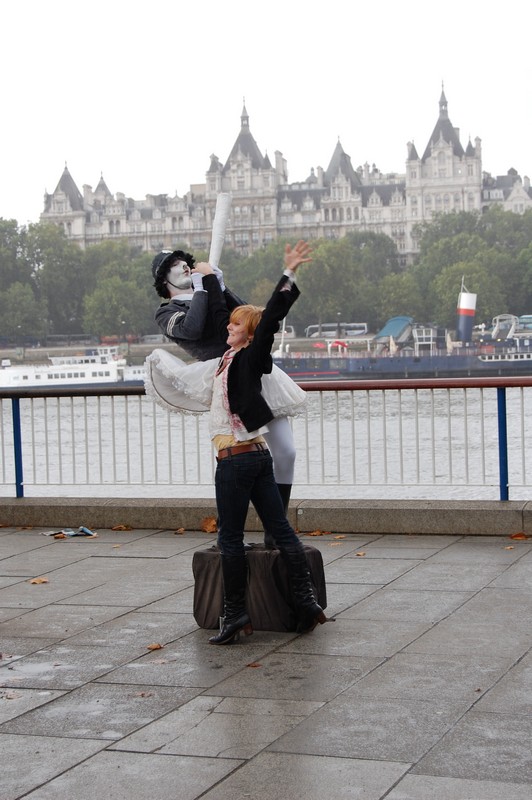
[2,0,531,226]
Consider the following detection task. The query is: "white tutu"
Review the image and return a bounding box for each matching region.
[144,349,307,417]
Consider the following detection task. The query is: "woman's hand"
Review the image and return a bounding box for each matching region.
[284,240,312,272]
[193,262,215,275]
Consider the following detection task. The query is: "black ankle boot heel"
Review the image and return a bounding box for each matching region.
[297,607,329,634]
[209,616,253,645]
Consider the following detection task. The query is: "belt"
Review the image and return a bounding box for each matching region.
[216,442,269,461]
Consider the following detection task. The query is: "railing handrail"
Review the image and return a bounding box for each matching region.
[3,373,532,401]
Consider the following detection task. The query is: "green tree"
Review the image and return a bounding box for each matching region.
[25,223,85,335]
[376,272,426,326]
[83,275,152,337]
[0,282,47,340]
[0,219,33,289]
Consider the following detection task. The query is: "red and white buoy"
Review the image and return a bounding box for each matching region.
[456,278,476,343]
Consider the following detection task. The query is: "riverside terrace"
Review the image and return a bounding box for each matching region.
[0,525,531,799]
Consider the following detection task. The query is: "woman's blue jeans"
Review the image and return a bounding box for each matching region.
[215,450,304,559]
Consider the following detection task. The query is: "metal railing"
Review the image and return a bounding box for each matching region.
[2,376,532,500]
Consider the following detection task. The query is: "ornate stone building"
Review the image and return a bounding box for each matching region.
[41,91,531,263]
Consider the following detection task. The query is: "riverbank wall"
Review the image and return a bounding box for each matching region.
[2,498,531,537]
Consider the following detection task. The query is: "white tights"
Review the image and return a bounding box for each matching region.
[263,416,296,484]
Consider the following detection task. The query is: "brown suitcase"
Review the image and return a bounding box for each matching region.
[192,543,327,632]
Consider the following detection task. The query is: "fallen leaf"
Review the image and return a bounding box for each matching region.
[201,517,218,533]
[246,662,262,668]
[334,535,346,539]
[355,551,366,557]
[111,524,133,531]
[509,532,530,540]
[504,545,514,550]
[28,576,49,584]
[147,643,163,651]
[305,529,331,537]
[174,528,185,535]
[112,545,121,549]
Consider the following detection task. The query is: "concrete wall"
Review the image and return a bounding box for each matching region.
[2,497,531,537]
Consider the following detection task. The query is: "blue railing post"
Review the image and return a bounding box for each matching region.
[497,387,509,501]
[11,397,24,498]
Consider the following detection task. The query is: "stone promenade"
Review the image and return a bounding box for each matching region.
[1,525,531,799]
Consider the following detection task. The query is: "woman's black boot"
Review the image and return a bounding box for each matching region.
[264,483,292,550]
[281,548,327,633]
[209,555,253,645]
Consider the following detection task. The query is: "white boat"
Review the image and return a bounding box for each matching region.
[0,347,145,389]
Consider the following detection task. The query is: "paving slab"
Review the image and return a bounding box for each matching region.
[19,751,242,800]
[141,585,195,613]
[490,559,532,587]
[338,586,473,623]
[452,586,532,629]
[100,631,302,689]
[342,652,511,707]
[1,682,198,739]
[0,733,106,800]
[404,618,532,658]
[426,539,530,563]
[268,694,464,762]
[0,642,152,690]
[199,752,410,800]
[474,650,532,714]
[385,775,532,800]
[203,651,382,702]
[0,604,131,640]
[280,617,432,658]
[324,557,422,584]
[411,710,532,783]
[389,560,508,591]
[0,636,62,663]
[0,687,65,723]
[65,610,197,647]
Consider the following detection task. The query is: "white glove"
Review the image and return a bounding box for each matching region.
[191,272,205,292]
[211,265,226,291]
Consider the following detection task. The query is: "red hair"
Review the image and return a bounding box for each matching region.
[229,304,264,338]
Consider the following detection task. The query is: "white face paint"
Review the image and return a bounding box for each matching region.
[166,260,192,291]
